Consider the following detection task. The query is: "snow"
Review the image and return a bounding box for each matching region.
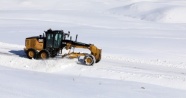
[109,1,186,23]
[0,0,186,98]
[1,66,186,98]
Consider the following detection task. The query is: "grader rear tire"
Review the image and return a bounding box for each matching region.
[38,50,50,59]
[26,49,38,59]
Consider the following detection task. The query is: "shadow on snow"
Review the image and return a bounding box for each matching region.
[9,50,26,58]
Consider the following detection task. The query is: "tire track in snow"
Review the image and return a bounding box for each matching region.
[102,55,186,69]
[91,60,186,90]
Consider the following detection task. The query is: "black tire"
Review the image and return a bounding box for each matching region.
[50,50,57,58]
[26,49,38,59]
[38,49,50,59]
[84,55,95,66]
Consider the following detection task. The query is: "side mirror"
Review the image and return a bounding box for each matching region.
[68,31,70,37]
[70,36,72,40]
[75,34,78,42]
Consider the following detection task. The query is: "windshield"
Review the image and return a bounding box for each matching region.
[54,33,62,48]
[46,31,63,48]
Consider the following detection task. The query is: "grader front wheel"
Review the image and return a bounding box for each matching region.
[84,55,95,66]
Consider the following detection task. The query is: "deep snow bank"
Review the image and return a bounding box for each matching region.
[109,1,186,23]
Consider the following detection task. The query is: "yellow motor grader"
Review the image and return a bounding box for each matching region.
[24,29,102,65]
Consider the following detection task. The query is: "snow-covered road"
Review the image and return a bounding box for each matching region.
[1,41,186,90]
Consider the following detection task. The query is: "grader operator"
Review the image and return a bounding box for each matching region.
[24,29,102,65]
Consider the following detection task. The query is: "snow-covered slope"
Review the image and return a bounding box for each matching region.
[0,0,186,98]
[109,1,186,23]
